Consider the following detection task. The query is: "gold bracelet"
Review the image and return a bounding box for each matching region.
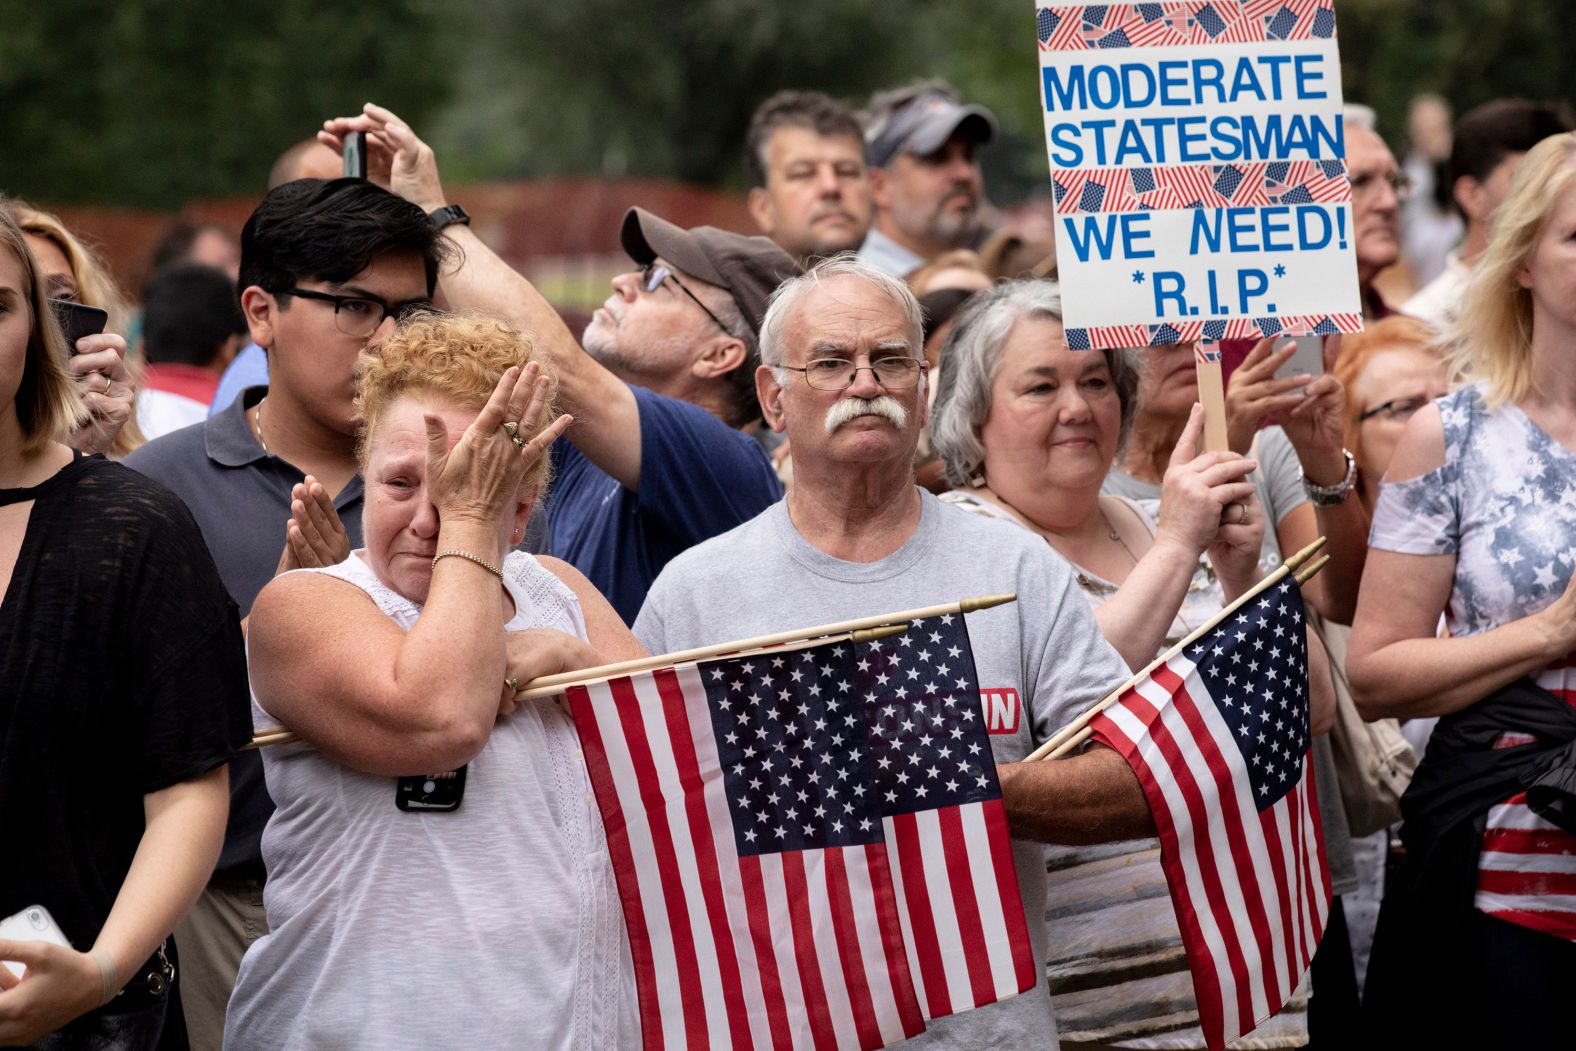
[431,549,503,579]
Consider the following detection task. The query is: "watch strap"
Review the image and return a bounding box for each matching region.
[427,204,470,231]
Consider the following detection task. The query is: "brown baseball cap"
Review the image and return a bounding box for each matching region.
[620,207,801,336]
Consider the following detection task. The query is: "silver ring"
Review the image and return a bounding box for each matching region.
[505,676,520,692]
[100,373,112,394]
[502,420,526,448]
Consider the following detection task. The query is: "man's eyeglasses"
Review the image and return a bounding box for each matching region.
[1358,395,1429,423]
[640,263,730,335]
[1350,169,1413,203]
[780,356,926,391]
[278,288,433,338]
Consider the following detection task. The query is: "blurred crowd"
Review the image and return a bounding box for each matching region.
[3,78,1576,1051]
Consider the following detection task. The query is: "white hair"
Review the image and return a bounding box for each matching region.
[1342,103,1378,133]
[758,254,925,378]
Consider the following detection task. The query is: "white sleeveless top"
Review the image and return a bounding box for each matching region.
[226,552,638,1050]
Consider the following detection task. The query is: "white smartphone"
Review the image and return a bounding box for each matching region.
[1274,334,1325,386]
[0,904,71,978]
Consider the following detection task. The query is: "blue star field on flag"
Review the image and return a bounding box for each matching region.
[1184,579,1310,810]
[705,614,999,856]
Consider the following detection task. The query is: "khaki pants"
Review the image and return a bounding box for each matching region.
[173,876,266,1051]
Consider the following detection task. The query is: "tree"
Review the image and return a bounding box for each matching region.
[0,0,454,208]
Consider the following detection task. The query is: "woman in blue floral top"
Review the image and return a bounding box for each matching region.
[1349,131,1576,1046]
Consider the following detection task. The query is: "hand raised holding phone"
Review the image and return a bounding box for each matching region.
[318,104,448,215]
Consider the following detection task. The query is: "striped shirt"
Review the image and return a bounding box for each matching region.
[1473,659,1576,940]
[1372,385,1576,944]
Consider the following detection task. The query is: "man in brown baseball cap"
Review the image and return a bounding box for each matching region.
[318,102,799,622]
[857,79,999,277]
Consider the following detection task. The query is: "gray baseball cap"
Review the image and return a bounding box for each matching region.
[867,93,998,168]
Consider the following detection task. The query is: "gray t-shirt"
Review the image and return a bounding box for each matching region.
[635,490,1131,1050]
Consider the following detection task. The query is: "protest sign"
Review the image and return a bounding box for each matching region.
[1036,2,1361,351]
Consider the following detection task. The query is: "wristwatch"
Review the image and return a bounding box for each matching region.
[427,204,471,231]
[1302,448,1357,506]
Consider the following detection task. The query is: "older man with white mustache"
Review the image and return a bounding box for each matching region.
[634,256,1155,1050]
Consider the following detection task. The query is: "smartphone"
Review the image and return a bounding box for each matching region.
[0,904,71,978]
[343,131,368,179]
[1274,334,1325,386]
[395,765,467,812]
[48,299,109,351]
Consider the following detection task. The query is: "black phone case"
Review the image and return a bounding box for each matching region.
[395,765,467,812]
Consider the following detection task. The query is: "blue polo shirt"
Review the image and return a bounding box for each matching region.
[548,385,782,625]
[125,387,364,882]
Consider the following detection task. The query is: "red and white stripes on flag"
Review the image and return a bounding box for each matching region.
[1087,581,1330,1050]
[1473,659,1576,941]
[567,640,1034,1050]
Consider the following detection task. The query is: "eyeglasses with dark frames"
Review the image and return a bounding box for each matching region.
[1358,395,1429,423]
[779,356,927,391]
[277,287,434,338]
[639,263,730,335]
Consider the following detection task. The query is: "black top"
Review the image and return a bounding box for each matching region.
[124,387,364,880]
[0,454,251,953]
[1364,678,1576,1042]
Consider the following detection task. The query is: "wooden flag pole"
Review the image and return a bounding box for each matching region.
[1195,342,1230,453]
[1025,536,1327,762]
[245,624,913,751]
[247,593,1018,750]
[512,593,1013,697]
[1045,548,1335,760]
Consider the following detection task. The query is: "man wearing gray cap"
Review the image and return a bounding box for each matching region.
[318,104,796,622]
[857,79,998,277]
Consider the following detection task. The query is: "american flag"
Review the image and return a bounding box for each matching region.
[1473,658,1576,940]
[567,614,1036,1049]
[1087,577,1330,1050]
[1040,1,1338,52]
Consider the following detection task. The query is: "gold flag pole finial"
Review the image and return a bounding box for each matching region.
[1294,554,1332,586]
[849,623,911,645]
[1282,535,1327,574]
[959,593,1017,614]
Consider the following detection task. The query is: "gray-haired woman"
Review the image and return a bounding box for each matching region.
[931,279,1334,1048]
[931,280,1271,668]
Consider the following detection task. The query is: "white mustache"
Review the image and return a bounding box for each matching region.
[824,396,908,436]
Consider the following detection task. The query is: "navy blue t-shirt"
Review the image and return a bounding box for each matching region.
[548,385,783,624]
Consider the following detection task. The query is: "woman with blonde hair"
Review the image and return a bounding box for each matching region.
[6,203,143,457]
[228,312,644,1049]
[1350,131,1576,1044]
[0,204,248,1046]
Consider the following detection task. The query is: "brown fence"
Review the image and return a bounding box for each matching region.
[36,178,752,308]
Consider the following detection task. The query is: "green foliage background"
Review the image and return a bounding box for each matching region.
[2,0,1572,209]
